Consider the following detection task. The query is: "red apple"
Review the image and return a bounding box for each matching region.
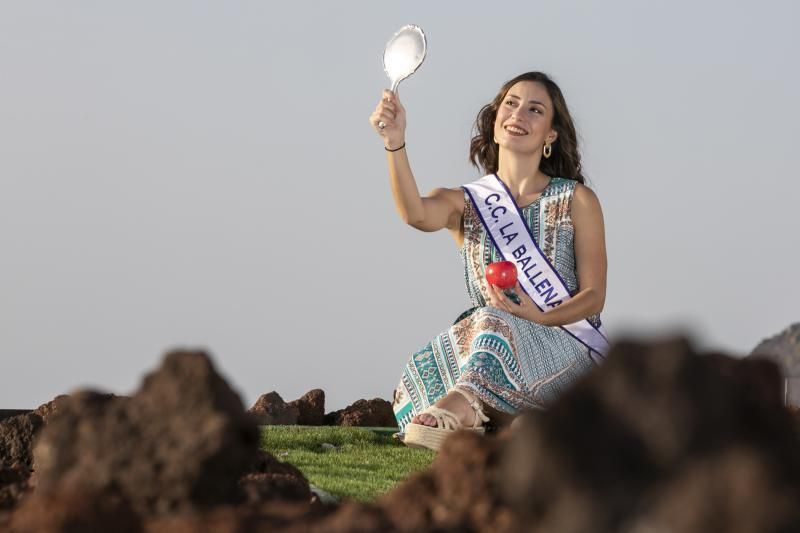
[486,261,517,290]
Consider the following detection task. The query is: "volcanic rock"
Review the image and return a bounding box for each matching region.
[32,350,260,516]
[0,463,30,512]
[788,406,800,440]
[143,501,317,533]
[288,389,325,426]
[750,323,800,377]
[8,482,141,533]
[32,394,73,426]
[0,413,42,470]
[627,448,799,533]
[501,337,800,533]
[751,324,800,405]
[324,398,396,428]
[381,430,516,532]
[250,392,299,425]
[240,450,311,504]
[305,501,394,532]
[0,411,31,424]
[8,335,796,532]
[144,506,262,533]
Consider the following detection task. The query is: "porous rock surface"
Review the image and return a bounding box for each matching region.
[8,482,142,533]
[324,398,397,428]
[0,413,42,470]
[5,336,800,532]
[750,322,800,376]
[500,337,800,533]
[240,450,312,504]
[288,389,326,426]
[378,430,516,532]
[33,394,78,425]
[32,350,261,516]
[0,463,30,512]
[249,391,299,425]
[0,399,64,520]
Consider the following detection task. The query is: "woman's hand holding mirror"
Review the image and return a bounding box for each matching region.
[372,25,426,133]
[370,90,406,148]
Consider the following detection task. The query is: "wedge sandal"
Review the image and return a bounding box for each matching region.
[403,388,490,451]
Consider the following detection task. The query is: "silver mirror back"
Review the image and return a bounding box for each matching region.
[382,25,427,92]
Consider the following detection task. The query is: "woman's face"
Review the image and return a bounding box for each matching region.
[493,81,557,156]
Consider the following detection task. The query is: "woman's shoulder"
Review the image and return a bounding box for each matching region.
[549,178,600,200]
[430,186,467,205]
[572,181,600,202]
[571,182,603,220]
[549,176,579,191]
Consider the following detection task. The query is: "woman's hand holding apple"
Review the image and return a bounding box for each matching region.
[485,261,517,289]
[485,261,547,324]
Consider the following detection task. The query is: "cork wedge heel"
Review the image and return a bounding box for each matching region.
[403,388,490,452]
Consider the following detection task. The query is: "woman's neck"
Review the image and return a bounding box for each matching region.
[496,153,550,199]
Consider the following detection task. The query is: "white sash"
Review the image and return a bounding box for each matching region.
[462,174,609,363]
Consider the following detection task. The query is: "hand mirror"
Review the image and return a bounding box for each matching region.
[379,25,426,129]
[382,24,427,92]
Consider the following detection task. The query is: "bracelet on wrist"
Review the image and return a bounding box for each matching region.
[385,142,406,152]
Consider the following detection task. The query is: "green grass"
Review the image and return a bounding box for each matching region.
[259,426,435,502]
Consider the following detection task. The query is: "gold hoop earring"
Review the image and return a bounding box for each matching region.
[543,143,552,159]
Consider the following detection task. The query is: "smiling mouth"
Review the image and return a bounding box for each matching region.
[504,125,528,136]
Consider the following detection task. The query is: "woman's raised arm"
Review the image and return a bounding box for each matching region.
[369,90,461,232]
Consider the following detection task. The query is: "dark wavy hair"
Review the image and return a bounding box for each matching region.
[469,72,585,184]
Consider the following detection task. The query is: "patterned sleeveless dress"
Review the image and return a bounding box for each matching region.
[392,177,603,432]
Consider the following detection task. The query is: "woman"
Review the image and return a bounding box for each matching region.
[369,72,608,451]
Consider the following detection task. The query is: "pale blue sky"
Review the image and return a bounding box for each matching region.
[1,1,798,410]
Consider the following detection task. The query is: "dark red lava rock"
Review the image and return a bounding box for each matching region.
[325,398,396,428]
[501,337,800,533]
[0,413,43,470]
[381,430,516,532]
[305,501,394,533]
[0,411,31,424]
[750,322,800,375]
[249,392,299,425]
[0,463,31,512]
[32,394,71,426]
[627,448,798,533]
[144,506,256,533]
[787,406,800,440]
[144,501,317,533]
[288,389,325,426]
[33,350,260,517]
[240,450,311,504]
[750,323,800,405]
[30,393,123,428]
[9,336,798,533]
[8,483,141,533]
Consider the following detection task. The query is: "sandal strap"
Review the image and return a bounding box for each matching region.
[419,406,462,431]
[452,388,490,428]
